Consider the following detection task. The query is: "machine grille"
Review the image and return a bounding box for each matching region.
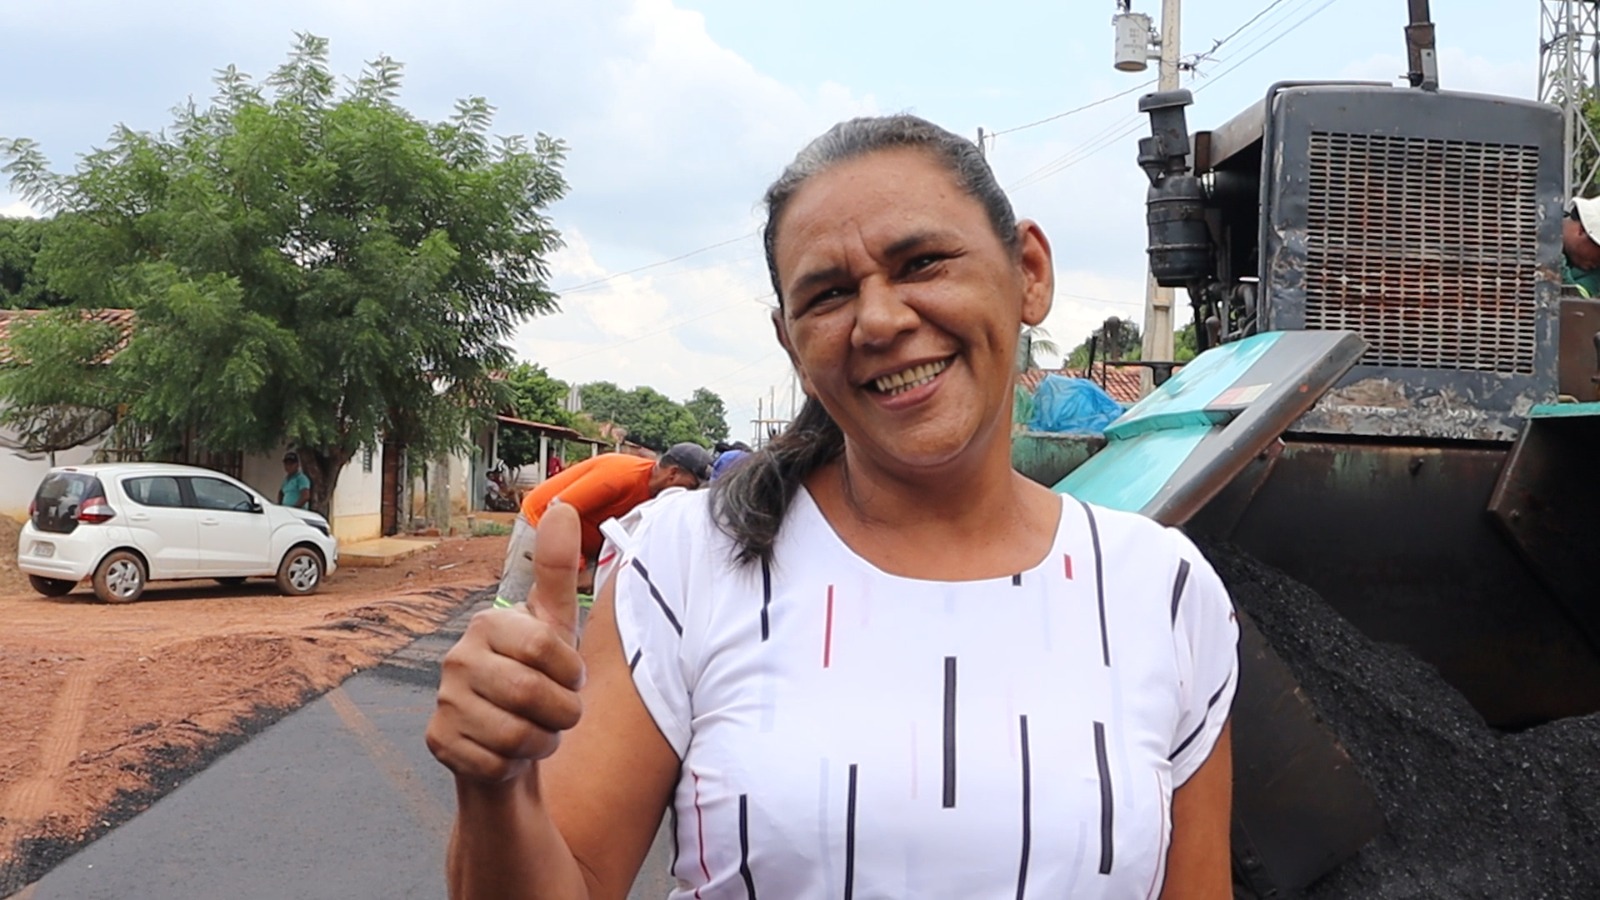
[1303,132,1540,374]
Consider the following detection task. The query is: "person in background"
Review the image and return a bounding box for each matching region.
[1563,196,1600,297]
[709,441,752,481]
[429,115,1238,899]
[546,454,565,480]
[277,452,312,510]
[492,443,712,608]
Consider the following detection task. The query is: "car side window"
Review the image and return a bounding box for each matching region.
[189,477,256,512]
[124,476,184,508]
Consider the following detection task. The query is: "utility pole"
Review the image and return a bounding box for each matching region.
[1139,0,1181,375]
[1540,0,1600,197]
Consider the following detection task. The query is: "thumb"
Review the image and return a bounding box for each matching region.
[530,501,581,646]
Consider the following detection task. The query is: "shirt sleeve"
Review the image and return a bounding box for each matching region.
[1166,530,1239,786]
[609,493,699,759]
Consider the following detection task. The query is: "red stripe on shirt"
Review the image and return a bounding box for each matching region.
[824,584,835,668]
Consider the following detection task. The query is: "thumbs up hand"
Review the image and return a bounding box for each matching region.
[426,502,587,785]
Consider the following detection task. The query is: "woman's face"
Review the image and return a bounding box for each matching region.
[772,148,1053,475]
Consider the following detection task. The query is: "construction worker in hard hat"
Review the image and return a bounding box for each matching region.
[1563,196,1600,298]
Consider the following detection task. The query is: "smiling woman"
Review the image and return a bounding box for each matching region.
[428,115,1238,900]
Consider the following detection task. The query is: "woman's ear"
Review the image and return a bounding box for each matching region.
[1015,219,1054,327]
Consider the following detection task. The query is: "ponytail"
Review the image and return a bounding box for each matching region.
[710,396,842,566]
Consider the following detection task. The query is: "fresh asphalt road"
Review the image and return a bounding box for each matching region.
[12,597,677,900]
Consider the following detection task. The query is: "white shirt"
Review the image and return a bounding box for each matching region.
[613,488,1237,899]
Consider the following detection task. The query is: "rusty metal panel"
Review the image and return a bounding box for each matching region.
[1303,132,1541,375]
[1208,438,1600,727]
[1558,296,1600,401]
[1488,410,1600,650]
[1231,612,1384,895]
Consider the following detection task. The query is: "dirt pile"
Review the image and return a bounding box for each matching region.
[1205,544,1600,899]
[0,515,27,596]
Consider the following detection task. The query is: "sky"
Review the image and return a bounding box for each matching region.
[0,0,1536,444]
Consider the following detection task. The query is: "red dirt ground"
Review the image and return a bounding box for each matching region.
[0,523,504,885]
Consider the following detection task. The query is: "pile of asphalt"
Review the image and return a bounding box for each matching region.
[1202,544,1600,900]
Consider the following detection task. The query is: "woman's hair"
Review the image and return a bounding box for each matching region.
[712,114,1020,566]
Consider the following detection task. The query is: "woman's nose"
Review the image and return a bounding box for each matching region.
[851,278,919,348]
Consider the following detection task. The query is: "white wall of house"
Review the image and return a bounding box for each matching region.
[240,446,384,544]
[0,433,101,521]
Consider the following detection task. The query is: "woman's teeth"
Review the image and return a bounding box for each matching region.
[874,358,950,396]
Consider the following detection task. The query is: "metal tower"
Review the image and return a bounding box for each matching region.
[1540,0,1600,196]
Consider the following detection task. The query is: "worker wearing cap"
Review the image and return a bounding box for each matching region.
[495,442,713,607]
[1564,197,1600,298]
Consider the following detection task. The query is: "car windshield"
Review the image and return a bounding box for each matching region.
[31,472,105,534]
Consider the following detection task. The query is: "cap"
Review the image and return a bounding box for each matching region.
[283,451,299,463]
[661,442,714,484]
[1574,196,1600,238]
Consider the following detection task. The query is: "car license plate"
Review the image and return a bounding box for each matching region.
[32,542,54,558]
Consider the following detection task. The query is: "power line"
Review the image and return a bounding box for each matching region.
[1191,0,1341,93]
[1008,0,1339,193]
[551,231,758,294]
[559,250,766,295]
[1188,0,1293,69]
[990,79,1158,137]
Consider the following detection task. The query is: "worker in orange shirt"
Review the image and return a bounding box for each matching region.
[495,443,713,608]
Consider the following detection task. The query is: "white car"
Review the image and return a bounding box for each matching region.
[16,463,339,603]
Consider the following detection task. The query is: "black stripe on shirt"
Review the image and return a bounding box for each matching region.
[739,793,758,899]
[1170,670,1235,761]
[1012,572,1023,587]
[1016,715,1033,900]
[631,558,683,635]
[628,647,642,672]
[760,558,772,641]
[1170,559,1191,625]
[669,802,680,877]
[943,656,958,809]
[1095,720,1114,875]
[845,763,859,900]
[1079,501,1110,667]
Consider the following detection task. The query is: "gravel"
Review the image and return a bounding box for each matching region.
[1202,543,1600,900]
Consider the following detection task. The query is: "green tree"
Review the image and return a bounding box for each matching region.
[578,381,706,452]
[0,216,74,308]
[684,387,729,444]
[1173,322,1199,363]
[497,362,572,471]
[0,35,567,512]
[0,310,121,454]
[1018,325,1061,370]
[1066,317,1143,368]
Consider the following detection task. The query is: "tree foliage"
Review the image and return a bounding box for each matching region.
[684,387,729,444]
[0,311,121,453]
[1066,317,1143,368]
[0,216,75,308]
[578,381,721,451]
[0,34,568,511]
[497,362,573,471]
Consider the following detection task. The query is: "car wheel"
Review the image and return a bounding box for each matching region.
[28,574,76,597]
[275,546,323,596]
[215,577,247,587]
[93,551,147,604]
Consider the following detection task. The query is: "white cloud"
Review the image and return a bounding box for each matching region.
[0,200,38,218]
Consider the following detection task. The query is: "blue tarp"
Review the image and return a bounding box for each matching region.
[1028,375,1125,434]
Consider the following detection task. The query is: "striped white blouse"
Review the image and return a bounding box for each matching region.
[611,488,1237,899]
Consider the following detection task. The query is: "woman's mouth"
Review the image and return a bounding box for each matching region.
[872,357,953,396]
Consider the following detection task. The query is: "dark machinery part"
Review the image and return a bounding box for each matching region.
[1109,7,1598,898]
[1137,90,1211,289]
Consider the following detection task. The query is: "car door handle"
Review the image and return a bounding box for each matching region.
[201,518,221,526]
[128,512,150,522]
